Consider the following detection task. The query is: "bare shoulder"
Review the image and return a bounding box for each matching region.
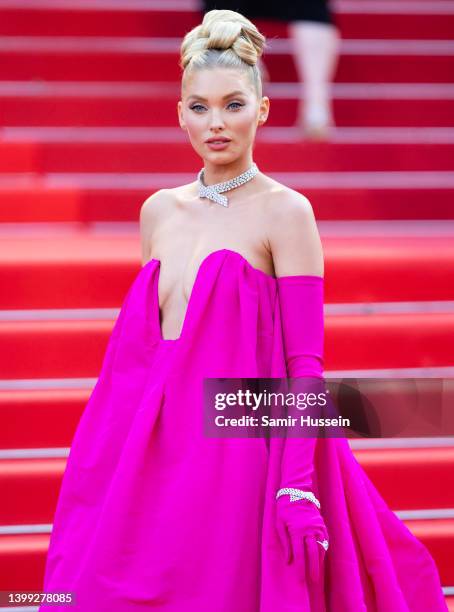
[139,188,176,264]
[263,181,316,225]
[139,184,197,264]
[140,182,197,220]
[140,188,176,224]
[263,183,324,278]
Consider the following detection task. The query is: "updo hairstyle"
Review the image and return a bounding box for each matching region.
[179,9,267,98]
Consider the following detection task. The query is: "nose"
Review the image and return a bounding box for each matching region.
[209,108,225,131]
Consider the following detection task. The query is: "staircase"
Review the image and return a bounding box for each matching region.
[0,0,453,608]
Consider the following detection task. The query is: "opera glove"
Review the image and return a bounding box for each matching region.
[275,274,329,582]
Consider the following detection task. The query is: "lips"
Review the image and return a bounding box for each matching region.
[206,138,231,143]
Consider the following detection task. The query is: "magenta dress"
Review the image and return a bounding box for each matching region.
[39,248,447,611]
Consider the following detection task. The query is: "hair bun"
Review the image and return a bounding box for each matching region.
[180,9,266,70]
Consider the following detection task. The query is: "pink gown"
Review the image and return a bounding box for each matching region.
[39,248,447,611]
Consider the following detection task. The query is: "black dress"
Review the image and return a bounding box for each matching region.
[201,0,334,25]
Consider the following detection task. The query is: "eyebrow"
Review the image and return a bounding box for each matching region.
[187,90,246,102]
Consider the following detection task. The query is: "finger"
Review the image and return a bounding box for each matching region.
[305,536,321,583]
[276,520,292,564]
[289,530,306,582]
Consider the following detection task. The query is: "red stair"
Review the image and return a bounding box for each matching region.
[1,0,453,605]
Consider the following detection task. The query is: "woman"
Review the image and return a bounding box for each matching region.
[39,10,447,612]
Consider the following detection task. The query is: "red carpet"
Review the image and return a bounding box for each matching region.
[0,0,453,604]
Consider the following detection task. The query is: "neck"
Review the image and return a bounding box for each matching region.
[202,157,254,185]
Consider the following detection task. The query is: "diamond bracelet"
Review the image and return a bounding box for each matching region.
[276,487,321,509]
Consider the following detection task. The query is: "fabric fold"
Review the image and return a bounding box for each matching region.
[39,249,447,612]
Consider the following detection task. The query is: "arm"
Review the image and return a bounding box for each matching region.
[277,273,324,490]
[270,190,324,468]
[269,193,329,583]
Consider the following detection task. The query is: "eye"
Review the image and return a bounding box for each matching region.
[228,101,243,110]
[190,102,244,113]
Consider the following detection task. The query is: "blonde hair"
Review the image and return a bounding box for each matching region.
[179,9,267,98]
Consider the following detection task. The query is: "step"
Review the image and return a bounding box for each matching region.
[405,518,454,586]
[2,139,454,173]
[354,447,454,510]
[1,309,454,377]
[1,233,453,307]
[0,459,65,525]
[1,372,454,437]
[0,3,202,39]
[1,448,453,524]
[0,518,452,591]
[1,83,454,127]
[3,225,454,287]
[325,311,454,370]
[0,533,48,591]
[0,172,453,222]
[337,3,454,41]
[2,383,454,450]
[1,37,453,83]
[0,1,453,40]
[0,389,87,449]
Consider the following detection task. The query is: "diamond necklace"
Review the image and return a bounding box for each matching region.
[197,162,259,207]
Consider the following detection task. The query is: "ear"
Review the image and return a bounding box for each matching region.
[257,96,270,126]
[177,100,186,130]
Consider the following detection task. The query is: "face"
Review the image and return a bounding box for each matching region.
[177,67,269,165]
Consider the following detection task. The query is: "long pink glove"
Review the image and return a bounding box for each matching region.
[275,275,329,584]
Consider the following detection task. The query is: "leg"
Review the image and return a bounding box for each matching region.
[289,20,340,140]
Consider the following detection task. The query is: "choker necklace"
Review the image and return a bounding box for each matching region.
[197,162,259,207]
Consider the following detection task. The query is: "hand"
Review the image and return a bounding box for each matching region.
[276,492,328,583]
